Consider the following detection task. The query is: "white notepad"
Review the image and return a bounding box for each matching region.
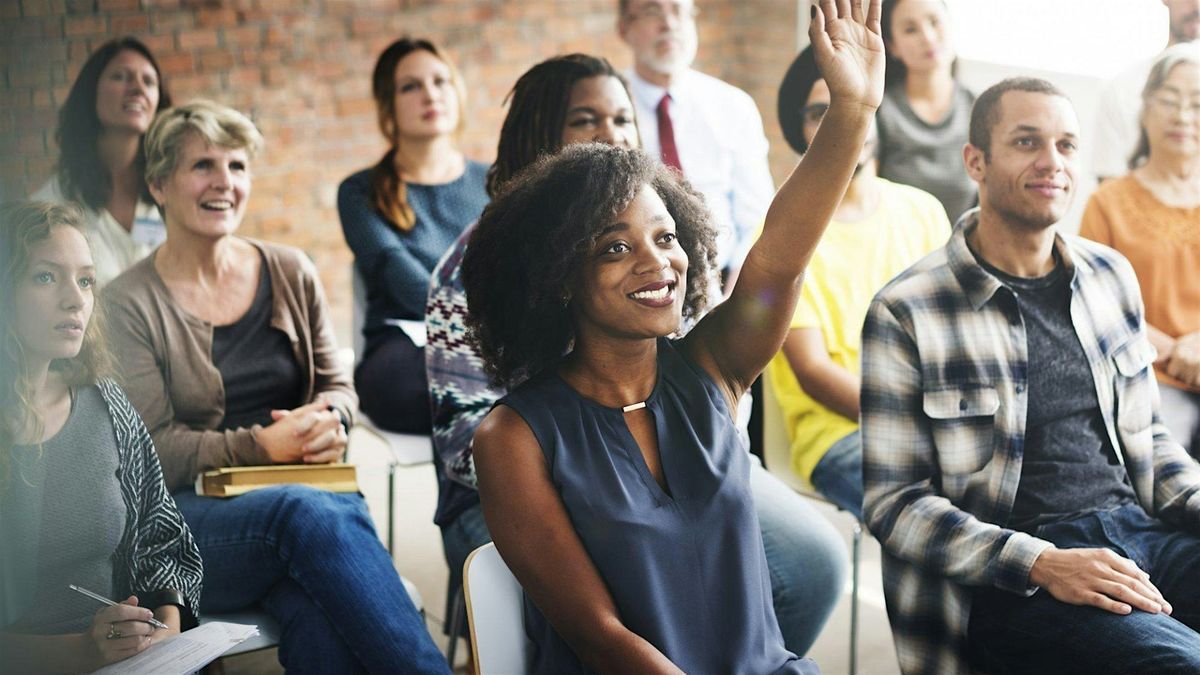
[88,621,258,675]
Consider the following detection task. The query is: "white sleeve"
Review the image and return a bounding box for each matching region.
[727,98,775,270]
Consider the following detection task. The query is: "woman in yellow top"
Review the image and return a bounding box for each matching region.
[1080,43,1200,455]
[767,44,950,518]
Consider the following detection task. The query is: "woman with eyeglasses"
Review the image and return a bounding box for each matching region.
[770,44,949,519]
[1080,43,1200,456]
[32,38,172,286]
[876,0,975,223]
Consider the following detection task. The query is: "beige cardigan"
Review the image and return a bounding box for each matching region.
[104,239,357,491]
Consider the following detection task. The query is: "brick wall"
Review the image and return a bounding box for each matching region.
[0,0,799,345]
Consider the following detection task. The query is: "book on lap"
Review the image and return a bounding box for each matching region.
[195,464,359,497]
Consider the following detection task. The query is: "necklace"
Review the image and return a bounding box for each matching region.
[621,401,647,413]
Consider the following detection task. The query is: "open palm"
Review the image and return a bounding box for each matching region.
[809,0,886,110]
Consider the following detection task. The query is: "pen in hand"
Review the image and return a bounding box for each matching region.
[68,584,170,630]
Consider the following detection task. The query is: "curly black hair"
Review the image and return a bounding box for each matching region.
[462,143,718,389]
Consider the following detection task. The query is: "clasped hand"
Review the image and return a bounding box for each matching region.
[258,395,348,464]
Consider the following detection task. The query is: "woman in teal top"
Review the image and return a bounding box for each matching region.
[461,2,886,671]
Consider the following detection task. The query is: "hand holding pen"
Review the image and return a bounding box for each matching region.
[70,585,169,666]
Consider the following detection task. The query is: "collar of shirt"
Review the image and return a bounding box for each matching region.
[947,209,1093,311]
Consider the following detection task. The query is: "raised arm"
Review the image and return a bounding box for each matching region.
[685,0,885,397]
[473,407,682,674]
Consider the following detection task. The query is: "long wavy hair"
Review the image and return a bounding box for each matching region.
[1,202,110,488]
[54,37,172,210]
[486,53,632,197]
[368,37,466,232]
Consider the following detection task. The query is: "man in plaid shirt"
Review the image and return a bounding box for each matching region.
[862,77,1200,675]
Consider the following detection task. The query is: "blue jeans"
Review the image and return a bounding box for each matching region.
[808,430,863,520]
[175,486,449,674]
[438,459,848,655]
[968,504,1200,674]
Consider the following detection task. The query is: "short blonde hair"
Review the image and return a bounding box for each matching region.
[144,99,265,187]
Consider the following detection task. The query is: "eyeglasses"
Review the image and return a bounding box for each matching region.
[1150,94,1200,116]
[800,102,829,125]
[626,2,700,23]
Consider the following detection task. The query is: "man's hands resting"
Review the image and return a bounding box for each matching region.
[1030,547,1172,616]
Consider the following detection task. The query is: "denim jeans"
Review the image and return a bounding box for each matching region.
[968,503,1200,674]
[438,458,848,656]
[174,486,449,674]
[809,430,863,520]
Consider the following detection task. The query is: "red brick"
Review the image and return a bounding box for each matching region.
[98,0,139,9]
[226,66,262,88]
[197,8,238,27]
[64,0,94,14]
[19,0,67,18]
[155,51,195,76]
[222,25,262,47]
[63,14,106,36]
[199,49,235,70]
[139,33,175,55]
[177,28,218,50]
[110,13,151,33]
[152,11,193,31]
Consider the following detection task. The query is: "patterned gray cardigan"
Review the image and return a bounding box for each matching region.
[97,378,204,624]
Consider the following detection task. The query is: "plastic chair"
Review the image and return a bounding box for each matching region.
[761,369,861,675]
[463,543,530,675]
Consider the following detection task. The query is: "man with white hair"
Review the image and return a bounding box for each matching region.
[617,0,775,281]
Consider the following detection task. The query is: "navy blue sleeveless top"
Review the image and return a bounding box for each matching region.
[499,338,817,674]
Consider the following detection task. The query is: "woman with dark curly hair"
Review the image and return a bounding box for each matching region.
[461,2,884,671]
[33,38,172,286]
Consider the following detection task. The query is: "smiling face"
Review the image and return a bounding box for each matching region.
[94,49,160,135]
[391,49,460,141]
[618,0,699,76]
[1143,61,1200,160]
[149,132,250,241]
[966,91,1080,232]
[14,225,96,368]
[572,183,689,342]
[560,75,640,149]
[886,0,953,76]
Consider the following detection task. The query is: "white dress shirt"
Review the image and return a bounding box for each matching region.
[33,176,166,287]
[627,68,775,272]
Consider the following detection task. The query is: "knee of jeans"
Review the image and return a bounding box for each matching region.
[273,486,373,537]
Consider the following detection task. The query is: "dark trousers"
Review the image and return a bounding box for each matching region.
[969,504,1200,674]
[355,330,432,434]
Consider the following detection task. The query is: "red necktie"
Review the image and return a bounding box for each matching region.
[656,93,683,174]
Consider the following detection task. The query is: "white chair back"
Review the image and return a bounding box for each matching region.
[464,543,530,674]
[761,369,807,492]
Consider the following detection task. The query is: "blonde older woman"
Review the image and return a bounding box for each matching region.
[104,100,448,674]
[1081,43,1200,455]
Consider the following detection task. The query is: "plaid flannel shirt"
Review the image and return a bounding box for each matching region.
[861,211,1200,675]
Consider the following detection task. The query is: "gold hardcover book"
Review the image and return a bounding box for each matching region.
[195,464,359,497]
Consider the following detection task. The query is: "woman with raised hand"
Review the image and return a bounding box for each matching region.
[33,38,172,286]
[427,53,847,659]
[461,1,884,672]
[1,201,202,674]
[1081,43,1200,455]
[876,0,975,222]
[338,37,489,434]
[103,100,449,674]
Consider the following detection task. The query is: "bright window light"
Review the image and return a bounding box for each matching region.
[947,0,1168,77]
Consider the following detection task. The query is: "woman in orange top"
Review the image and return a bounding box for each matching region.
[1080,43,1200,454]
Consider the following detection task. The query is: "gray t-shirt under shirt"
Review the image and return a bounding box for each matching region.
[970,252,1138,532]
[1,385,126,634]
